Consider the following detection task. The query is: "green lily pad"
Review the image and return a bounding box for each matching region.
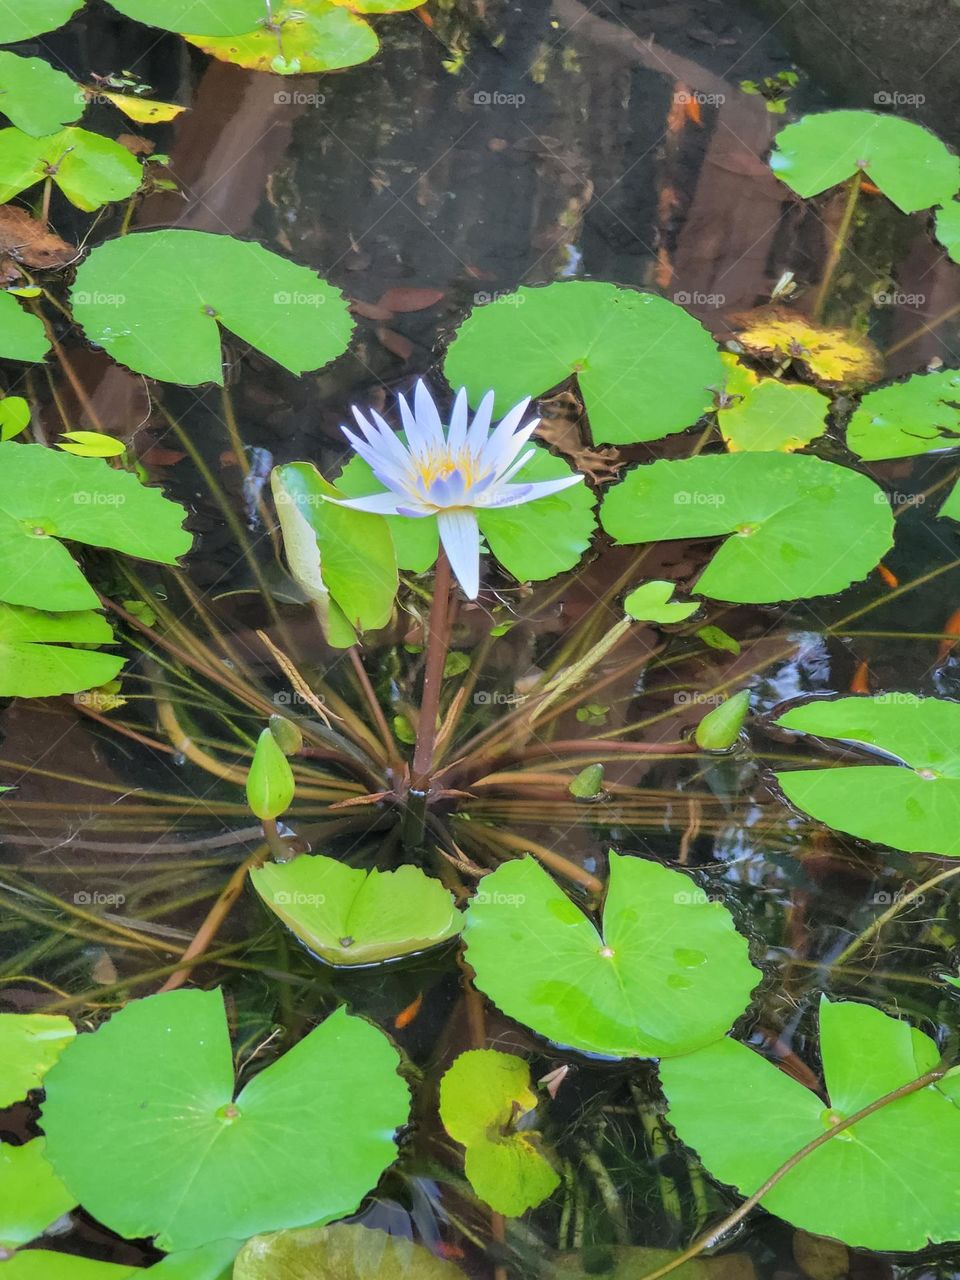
[246,728,296,821]
[0,1139,75,1250]
[660,996,960,1250]
[717,358,829,453]
[272,462,397,648]
[938,476,960,524]
[0,395,30,440]
[774,693,960,856]
[0,1257,137,1279]
[463,853,759,1059]
[439,1049,560,1216]
[72,231,354,385]
[252,854,462,966]
[623,580,698,624]
[0,0,84,42]
[600,453,894,604]
[186,1,380,74]
[0,127,142,211]
[0,53,81,136]
[146,1241,240,1279]
[935,200,960,262]
[334,0,424,10]
[0,290,49,362]
[0,442,191,613]
[0,1011,75,1106]
[41,989,409,1252]
[106,0,265,36]
[769,111,960,213]
[337,444,594,583]
[553,1247,757,1280]
[233,1224,464,1279]
[846,369,960,460]
[444,281,725,445]
[0,604,123,697]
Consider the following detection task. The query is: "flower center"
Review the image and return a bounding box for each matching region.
[414,447,480,491]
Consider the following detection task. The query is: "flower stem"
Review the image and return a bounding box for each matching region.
[813,170,861,322]
[403,551,453,848]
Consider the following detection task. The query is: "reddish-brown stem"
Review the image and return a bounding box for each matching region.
[411,550,453,791]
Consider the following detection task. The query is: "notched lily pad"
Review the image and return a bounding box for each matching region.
[623,579,698,624]
[0,127,142,211]
[0,604,123,698]
[41,989,410,1252]
[186,1,381,74]
[444,280,725,445]
[233,1224,464,1279]
[716,356,829,452]
[0,1137,76,1251]
[0,289,49,362]
[0,53,82,136]
[0,0,84,43]
[770,111,960,213]
[72,231,354,385]
[774,693,960,856]
[463,853,760,1059]
[601,452,893,605]
[106,0,265,36]
[846,369,960,460]
[0,1011,75,1106]
[661,997,960,1250]
[252,854,462,965]
[733,309,882,389]
[0,442,192,613]
[439,1049,560,1216]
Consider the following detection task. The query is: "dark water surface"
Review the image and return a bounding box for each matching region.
[3,0,960,1276]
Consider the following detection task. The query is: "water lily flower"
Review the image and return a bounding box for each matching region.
[332,380,583,599]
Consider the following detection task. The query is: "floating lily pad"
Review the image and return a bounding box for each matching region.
[0,1011,75,1106]
[733,309,882,389]
[846,369,960,460]
[186,1,380,74]
[463,854,759,1059]
[233,1224,464,1279]
[623,580,699,624]
[0,442,191,613]
[554,1247,757,1280]
[935,200,960,262]
[660,997,960,1250]
[252,854,462,966]
[272,462,397,648]
[337,444,594,583]
[769,111,960,213]
[439,1049,560,1216]
[0,395,29,440]
[0,127,142,211]
[938,476,960,525]
[146,1241,240,1279]
[106,0,265,35]
[41,989,409,1252]
[774,694,960,856]
[0,0,84,42]
[0,1256,137,1279]
[95,92,185,125]
[0,53,81,136]
[0,1139,75,1250]
[717,357,829,452]
[72,231,354,385]
[444,281,725,445]
[600,453,894,605]
[0,290,49,362]
[0,604,123,697]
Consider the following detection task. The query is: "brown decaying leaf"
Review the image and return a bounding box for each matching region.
[732,306,883,389]
[377,286,444,313]
[115,134,156,156]
[351,299,395,322]
[0,206,75,268]
[376,326,414,360]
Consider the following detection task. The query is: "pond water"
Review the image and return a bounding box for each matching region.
[3,0,960,1277]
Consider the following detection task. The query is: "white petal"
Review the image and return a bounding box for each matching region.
[496,446,536,486]
[414,379,445,450]
[448,387,469,452]
[327,491,407,515]
[341,427,407,489]
[481,474,583,508]
[364,409,413,470]
[466,389,496,453]
[480,396,533,470]
[438,509,481,599]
